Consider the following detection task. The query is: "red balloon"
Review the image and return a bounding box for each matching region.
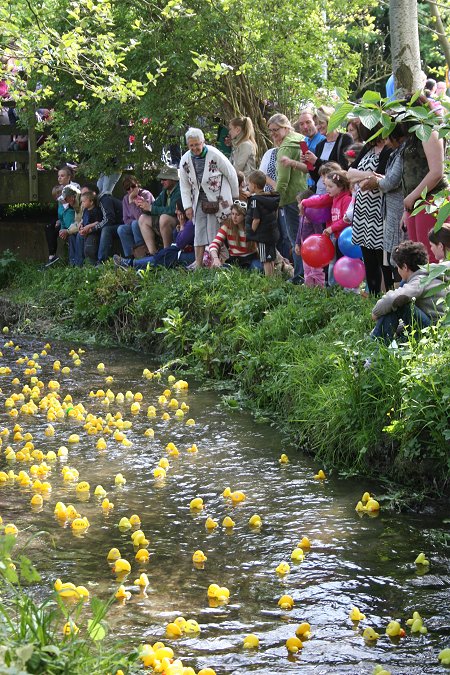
[334,256,366,288]
[301,234,335,267]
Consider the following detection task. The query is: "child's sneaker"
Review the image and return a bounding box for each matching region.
[113,254,133,270]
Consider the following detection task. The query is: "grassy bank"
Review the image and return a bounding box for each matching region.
[1,257,449,499]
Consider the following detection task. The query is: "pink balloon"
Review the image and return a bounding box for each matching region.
[334,256,366,288]
[301,234,335,267]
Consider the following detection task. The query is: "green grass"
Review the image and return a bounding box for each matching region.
[1,258,449,498]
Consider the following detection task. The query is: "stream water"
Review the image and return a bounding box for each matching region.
[0,335,449,674]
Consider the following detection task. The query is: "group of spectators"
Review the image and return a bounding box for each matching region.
[45,82,450,339]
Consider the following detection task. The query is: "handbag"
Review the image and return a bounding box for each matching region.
[200,175,223,215]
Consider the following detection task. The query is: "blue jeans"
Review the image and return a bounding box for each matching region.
[98,224,120,262]
[371,304,431,342]
[68,233,84,266]
[117,221,144,257]
[283,202,304,279]
[133,250,195,270]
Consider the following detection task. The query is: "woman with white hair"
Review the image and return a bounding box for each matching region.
[180,127,239,268]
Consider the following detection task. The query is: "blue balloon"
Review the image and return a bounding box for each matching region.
[338,227,362,259]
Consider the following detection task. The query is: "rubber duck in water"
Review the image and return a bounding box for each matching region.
[190,497,204,510]
[205,516,218,530]
[286,636,303,653]
[414,552,430,566]
[276,562,290,575]
[115,584,131,601]
[230,490,246,504]
[135,548,150,563]
[385,620,405,638]
[243,634,259,649]
[107,547,121,561]
[166,622,182,638]
[279,453,289,464]
[314,469,326,480]
[192,550,207,564]
[296,622,312,640]
[298,536,311,549]
[249,514,262,527]
[134,572,150,589]
[278,594,294,610]
[439,649,450,666]
[406,611,428,634]
[349,607,366,621]
[113,558,131,575]
[114,473,126,486]
[373,667,391,675]
[291,547,305,562]
[363,627,380,642]
[71,517,89,531]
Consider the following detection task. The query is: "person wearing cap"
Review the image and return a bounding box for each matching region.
[180,127,239,268]
[136,166,181,255]
[59,186,84,266]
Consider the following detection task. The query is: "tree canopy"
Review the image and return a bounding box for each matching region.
[0,0,448,175]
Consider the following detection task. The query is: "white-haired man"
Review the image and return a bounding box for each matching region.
[180,127,239,268]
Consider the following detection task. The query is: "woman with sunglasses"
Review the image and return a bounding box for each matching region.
[117,175,154,258]
[209,200,262,271]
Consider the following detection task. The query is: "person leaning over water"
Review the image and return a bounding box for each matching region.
[179,127,239,269]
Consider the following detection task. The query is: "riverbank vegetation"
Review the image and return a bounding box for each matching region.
[1,258,448,501]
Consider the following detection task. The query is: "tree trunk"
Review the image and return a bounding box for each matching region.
[426,0,450,70]
[389,0,423,95]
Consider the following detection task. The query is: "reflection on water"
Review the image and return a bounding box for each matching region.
[0,336,449,674]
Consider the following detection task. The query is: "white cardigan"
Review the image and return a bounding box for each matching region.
[180,145,239,223]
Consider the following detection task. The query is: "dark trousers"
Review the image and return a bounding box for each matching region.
[361,247,394,294]
[45,222,60,257]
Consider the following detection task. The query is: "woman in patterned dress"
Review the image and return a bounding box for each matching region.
[348,127,392,294]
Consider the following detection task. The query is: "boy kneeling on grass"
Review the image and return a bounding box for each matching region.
[371,240,449,342]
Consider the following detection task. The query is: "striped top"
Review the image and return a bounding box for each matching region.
[352,149,384,250]
[209,223,253,257]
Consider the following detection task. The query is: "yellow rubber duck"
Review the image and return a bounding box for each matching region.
[197,670,216,675]
[190,497,204,510]
[166,622,182,638]
[222,516,235,528]
[249,514,262,527]
[349,607,366,622]
[363,627,380,641]
[286,636,303,653]
[295,622,312,640]
[113,558,131,574]
[414,552,430,566]
[222,487,232,498]
[230,490,246,503]
[406,611,428,634]
[30,494,43,507]
[94,485,107,497]
[314,469,326,480]
[279,453,289,464]
[102,498,114,510]
[187,443,198,453]
[205,516,218,530]
[134,572,149,588]
[192,550,207,563]
[129,514,141,526]
[144,427,155,438]
[4,523,18,536]
[439,649,450,666]
[107,548,121,561]
[298,536,311,549]
[275,562,290,575]
[96,438,107,450]
[118,517,132,529]
[365,498,380,512]
[76,481,90,493]
[291,547,305,562]
[114,473,126,486]
[243,634,259,648]
[385,620,405,637]
[68,434,80,444]
[63,620,79,636]
[373,667,392,675]
[185,418,195,426]
[135,549,150,563]
[185,619,201,634]
[131,530,149,546]
[115,584,131,601]
[278,594,294,610]
[97,362,105,372]
[158,457,169,469]
[71,516,89,531]
[153,467,167,479]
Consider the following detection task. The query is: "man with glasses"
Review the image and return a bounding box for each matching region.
[79,183,122,265]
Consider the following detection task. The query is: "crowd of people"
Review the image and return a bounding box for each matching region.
[44,84,450,341]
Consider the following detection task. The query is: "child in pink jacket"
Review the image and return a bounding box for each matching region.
[301,170,352,238]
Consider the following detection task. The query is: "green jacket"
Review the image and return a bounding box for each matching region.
[276,132,307,207]
[151,182,181,216]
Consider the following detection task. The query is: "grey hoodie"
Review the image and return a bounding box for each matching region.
[372,263,450,320]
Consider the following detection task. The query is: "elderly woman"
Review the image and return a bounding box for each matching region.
[180,127,239,268]
[267,113,306,282]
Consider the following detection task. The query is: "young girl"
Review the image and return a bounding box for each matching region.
[300,170,352,286]
[295,188,326,287]
[209,201,261,270]
[429,223,450,262]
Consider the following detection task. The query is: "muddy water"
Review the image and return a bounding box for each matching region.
[0,336,449,674]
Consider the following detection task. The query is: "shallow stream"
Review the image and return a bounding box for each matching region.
[0,336,449,674]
